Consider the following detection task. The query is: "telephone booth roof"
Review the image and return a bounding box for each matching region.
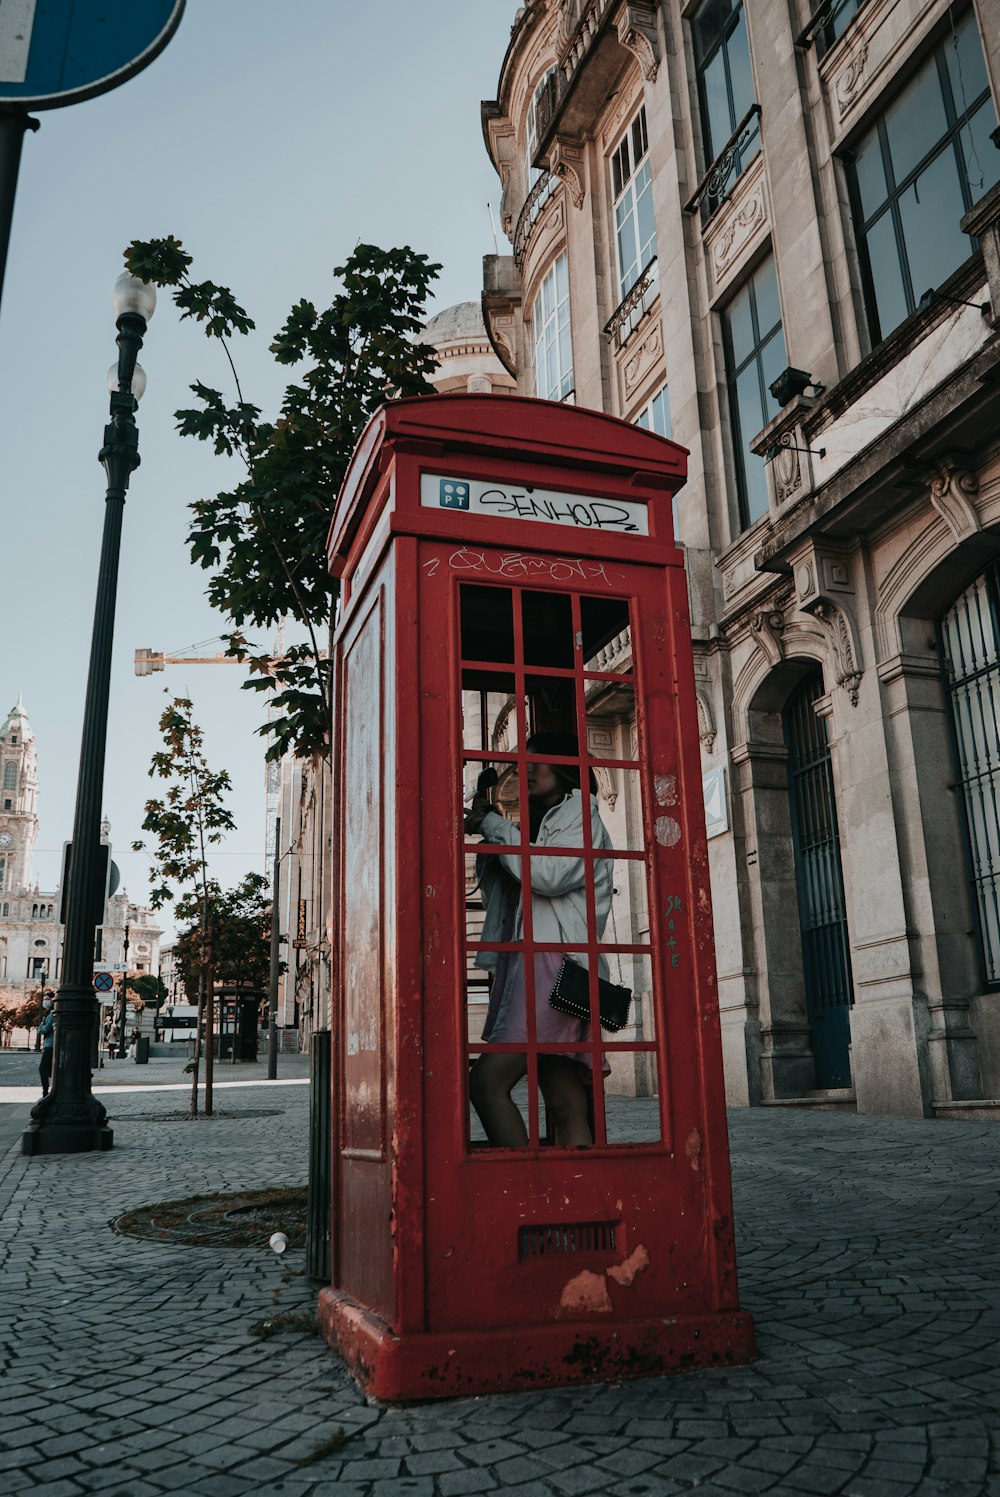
[327,393,688,579]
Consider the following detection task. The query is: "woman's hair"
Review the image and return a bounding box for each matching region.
[526,731,598,797]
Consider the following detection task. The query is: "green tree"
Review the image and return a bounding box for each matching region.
[175,874,271,994]
[124,974,168,1011]
[132,695,236,1116]
[122,236,441,760]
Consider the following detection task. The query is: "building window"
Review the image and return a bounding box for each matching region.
[810,0,865,53]
[526,67,556,191]
[939,562,1000,986]
[851,10,1000,344]
[1,903,7,918]
[2,801,9,811]
[693,0,760,214]
[612,106,656,298]
[722,256,787,529]
[0,861,5,892]
[2,763,14,790]
[531,252,574,401]
[636,385,672,439]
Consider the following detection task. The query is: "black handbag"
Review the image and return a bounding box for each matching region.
[548,957,632,1033]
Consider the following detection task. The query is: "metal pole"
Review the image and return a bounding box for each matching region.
[117,920,130,1061]
[22,296,149,1155]
[0,109,38,320]
[267,817,280,1079]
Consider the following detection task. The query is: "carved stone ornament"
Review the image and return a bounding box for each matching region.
[771,432,803,506]
[696,691,717,755]
[750,608,786,668]
[615,1,659,82]
[928,459,981,542]
[548,135,586,208]
[813,600,863,707]
[712,190,765,279]
[592,765,619,810]
[835,39,869,120]
[622,318,662,397]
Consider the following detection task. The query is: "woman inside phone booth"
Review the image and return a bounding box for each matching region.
[465,730,618,1148]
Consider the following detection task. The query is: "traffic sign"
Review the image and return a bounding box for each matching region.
[94,971,114,993]
[0,1,186,109]
[93,962,126,974]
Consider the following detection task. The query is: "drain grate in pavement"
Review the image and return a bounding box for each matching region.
[112,1185,307,1247]
[122,1108,284,1121]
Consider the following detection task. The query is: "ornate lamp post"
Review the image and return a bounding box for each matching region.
[22,272,155,1155]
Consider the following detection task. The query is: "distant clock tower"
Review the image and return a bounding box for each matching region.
[0,695,39,896]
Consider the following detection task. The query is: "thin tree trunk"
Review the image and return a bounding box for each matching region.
[190,967,204,1118]
[204,922,215,1117]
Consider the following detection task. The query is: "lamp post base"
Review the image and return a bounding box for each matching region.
[21,1121,114,1155]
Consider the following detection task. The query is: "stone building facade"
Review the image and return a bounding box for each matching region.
[481,0,1000,1118]
[0,697,160,994]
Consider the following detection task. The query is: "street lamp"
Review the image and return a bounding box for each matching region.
[21,271,155,1155]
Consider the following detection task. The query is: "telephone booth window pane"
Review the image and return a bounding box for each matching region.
[594,852,651,948]
[524,674,578,741]
[522,591,574,668]
[461,672,521,756]
[580,595,633,674]
[587,682,639,762]
[461,584,515,664]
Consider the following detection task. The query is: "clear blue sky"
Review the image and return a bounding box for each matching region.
[0,1,519,933]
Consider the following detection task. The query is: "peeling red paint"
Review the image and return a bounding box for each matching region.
[559,1270,613,1315]
[685,1128,702,1173]
[607,1243,650,1286]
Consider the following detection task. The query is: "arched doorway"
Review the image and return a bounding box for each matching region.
[782,671,853,1088]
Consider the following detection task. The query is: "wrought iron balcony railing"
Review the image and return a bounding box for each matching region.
[604,257,659,349]
[684,103,762,220]
[514,170,558,267]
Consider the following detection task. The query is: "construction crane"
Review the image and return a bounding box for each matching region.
[135,640,240,675]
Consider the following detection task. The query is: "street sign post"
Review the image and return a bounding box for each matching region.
[0,0,185,310]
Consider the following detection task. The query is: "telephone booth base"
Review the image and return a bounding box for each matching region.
[318,1288,757,1402]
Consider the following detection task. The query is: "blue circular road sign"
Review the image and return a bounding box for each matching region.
[94,971,114,993]
[0,0,185,110]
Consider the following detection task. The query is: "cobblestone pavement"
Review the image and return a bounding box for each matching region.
[0,1076,998,1497]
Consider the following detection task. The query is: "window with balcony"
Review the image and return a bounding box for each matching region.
[693,0,760,216]
[850,9,1000,343]
[531,252,574,402]
[612,106,656,298]
[722,256,787,529]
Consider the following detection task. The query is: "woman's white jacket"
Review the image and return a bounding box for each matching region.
[475,790,613,975]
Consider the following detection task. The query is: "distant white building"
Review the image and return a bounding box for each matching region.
[0,697,161,990]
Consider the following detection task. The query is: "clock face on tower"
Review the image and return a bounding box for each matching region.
[0,832,12,850]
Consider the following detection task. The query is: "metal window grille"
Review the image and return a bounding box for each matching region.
[784,671,854,1088]
[939,565,1000,985]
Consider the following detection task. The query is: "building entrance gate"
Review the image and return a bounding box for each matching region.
[783,672,853,1089]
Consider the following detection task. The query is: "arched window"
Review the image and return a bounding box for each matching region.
[2,763,15,790]
[939,563,1000,984]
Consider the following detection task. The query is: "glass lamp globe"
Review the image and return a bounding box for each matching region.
[112,271,156,323]
[107,361,147,402]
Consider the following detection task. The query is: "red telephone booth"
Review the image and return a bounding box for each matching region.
[319,394,755,1399]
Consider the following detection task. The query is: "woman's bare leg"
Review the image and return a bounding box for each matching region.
[470,1052,529,1147]
[538,1056,592,1146]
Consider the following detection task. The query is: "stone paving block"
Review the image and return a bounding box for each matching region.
[403,1449,468,1475]
[369,1480,436,1497]
[436,1468,499,1496]
[463,1438,529,1466]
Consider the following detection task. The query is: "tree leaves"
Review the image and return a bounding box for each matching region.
[124,236,442,759]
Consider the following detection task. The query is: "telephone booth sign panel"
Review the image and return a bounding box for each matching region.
[320,394,755,1399]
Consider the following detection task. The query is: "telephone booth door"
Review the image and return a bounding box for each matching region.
[418,548,732,1336]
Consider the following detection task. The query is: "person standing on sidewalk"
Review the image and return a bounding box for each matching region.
[37,993,55,1097]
